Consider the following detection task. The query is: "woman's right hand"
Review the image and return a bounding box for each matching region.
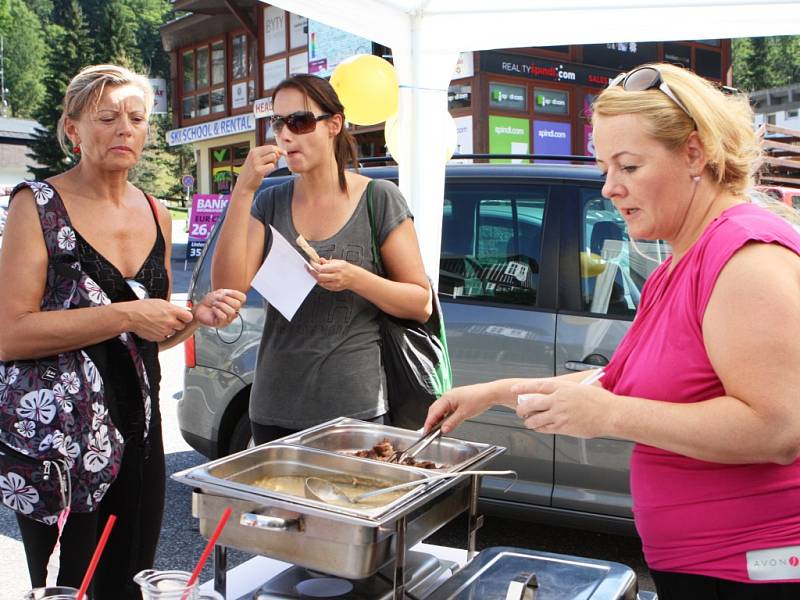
[424,381,503,435]
[233,145,284,195]
[126,299,194,342]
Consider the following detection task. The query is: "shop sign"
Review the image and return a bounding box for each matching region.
[489,83,526,111]
[290,13,308,49]
[488,115,529,163]
[186,194,230,260]
[253,97,273,120]
[533,120,571,156]
[448,83,471,110]
[167,115,256,147]
[263,58,287,91]
[307,20,372,78]
[289,52,308,75]
[582,42,658,71]
[453,52,474,79]
[232,82,248,109]
[452,115,473,163]
[148,78,167,114]
[534,88,568,115]
[482,51,617,88]
[265,6,286,56]
[584,124,595,157]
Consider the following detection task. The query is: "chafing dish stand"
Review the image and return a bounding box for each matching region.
[207,472,486,600]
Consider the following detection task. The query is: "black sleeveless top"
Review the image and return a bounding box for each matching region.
[67,189,168,441]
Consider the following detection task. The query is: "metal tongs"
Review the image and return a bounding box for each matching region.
[388,421,445,464]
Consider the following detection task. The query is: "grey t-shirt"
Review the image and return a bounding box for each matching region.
[249,178,413,428]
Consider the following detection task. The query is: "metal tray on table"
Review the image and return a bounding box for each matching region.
[277,417,494,472]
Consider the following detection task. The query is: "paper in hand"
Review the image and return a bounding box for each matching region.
[250,225,317,321]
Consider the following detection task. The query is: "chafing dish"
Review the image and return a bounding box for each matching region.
[276,417,491,471]
[173,419,505,598]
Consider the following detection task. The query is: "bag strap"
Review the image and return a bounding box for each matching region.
[364,180,385,276]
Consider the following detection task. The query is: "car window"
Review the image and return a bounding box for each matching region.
[580,189,670,316]
[440,184,546,306]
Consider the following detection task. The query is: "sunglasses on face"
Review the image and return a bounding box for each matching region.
[125,279,149,300]
[608,66,693,121]
[268,111,333,135]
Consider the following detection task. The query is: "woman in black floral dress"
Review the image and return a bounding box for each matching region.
[0,65,245,598]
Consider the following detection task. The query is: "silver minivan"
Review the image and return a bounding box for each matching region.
[180,162,668,534]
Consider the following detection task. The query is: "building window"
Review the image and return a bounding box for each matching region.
[788,109,799,118]
[231,33,256,110]
[767,113,777,125]
[180,39,226,123]
[210,142,250,194]
[694,48,722,80]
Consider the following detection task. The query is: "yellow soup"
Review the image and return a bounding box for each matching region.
[252,475,411,508]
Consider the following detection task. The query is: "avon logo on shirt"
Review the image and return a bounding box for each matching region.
[747,546,800,581]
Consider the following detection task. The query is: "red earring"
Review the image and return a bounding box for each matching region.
[73,144,81,155]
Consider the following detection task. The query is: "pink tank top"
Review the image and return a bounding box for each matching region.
[603,203,800,582]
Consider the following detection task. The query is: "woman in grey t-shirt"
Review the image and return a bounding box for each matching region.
[212,74,431,443]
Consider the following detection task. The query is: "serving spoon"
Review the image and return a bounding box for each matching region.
[304,470,516,505]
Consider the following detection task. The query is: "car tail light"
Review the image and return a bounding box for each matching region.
[185,299,196,368]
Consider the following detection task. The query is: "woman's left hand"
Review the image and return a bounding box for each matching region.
[308,258,359,292]
[193,289,247,328]
[511,379,614,439]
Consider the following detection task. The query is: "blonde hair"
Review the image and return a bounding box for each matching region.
[57,64,154,156]
[592,63,762,196]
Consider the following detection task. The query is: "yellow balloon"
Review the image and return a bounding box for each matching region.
[580,251,607,277]
[384,111,457,164]
[330,55,398,126]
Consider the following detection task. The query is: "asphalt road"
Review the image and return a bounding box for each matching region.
[0,225,656,598]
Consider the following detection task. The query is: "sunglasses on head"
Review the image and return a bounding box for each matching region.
[608,66,693,121]
[125,279,149,300]
[268,111,333,135]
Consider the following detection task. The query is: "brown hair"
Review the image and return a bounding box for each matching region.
[592,63,761,196]
[272,74,358,192]
[57,64,154,157]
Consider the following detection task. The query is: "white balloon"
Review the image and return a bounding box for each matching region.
[384,111,457,164]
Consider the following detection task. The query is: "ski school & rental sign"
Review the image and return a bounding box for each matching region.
[167,114,256,147]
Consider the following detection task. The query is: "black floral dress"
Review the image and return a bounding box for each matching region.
[11,181,169,599]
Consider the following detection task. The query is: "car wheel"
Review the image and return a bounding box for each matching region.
[227,412,254,455]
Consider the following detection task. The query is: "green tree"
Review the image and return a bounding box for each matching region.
[732,35,800,91]
[0,0,47,117]
[81,0,139,68]
[126,0,175,78]
[27,0,53,25]
[28,0,93,179]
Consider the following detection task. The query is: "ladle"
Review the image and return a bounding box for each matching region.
[304,470,516,505]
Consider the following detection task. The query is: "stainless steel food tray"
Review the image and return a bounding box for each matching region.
[276,417,495,472]
[425,546,638,600]
[176,444,437,522]
[173,443,504,579]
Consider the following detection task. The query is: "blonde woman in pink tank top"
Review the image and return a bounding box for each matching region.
[424,63,800,599]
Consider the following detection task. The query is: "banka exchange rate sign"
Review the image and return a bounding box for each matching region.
[187,194,230,260]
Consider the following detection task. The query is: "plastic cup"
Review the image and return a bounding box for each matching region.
[23,587,79,600]
[134,570,223,600]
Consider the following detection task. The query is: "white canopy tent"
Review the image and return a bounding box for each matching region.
[263,0,800,280]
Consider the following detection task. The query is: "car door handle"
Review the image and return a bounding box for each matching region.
[565,357,609,371]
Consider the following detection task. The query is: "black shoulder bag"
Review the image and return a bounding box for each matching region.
[365,180,453,429]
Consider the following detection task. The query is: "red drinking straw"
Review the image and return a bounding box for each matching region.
[182,507,232,599]
[76,514,117,600]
